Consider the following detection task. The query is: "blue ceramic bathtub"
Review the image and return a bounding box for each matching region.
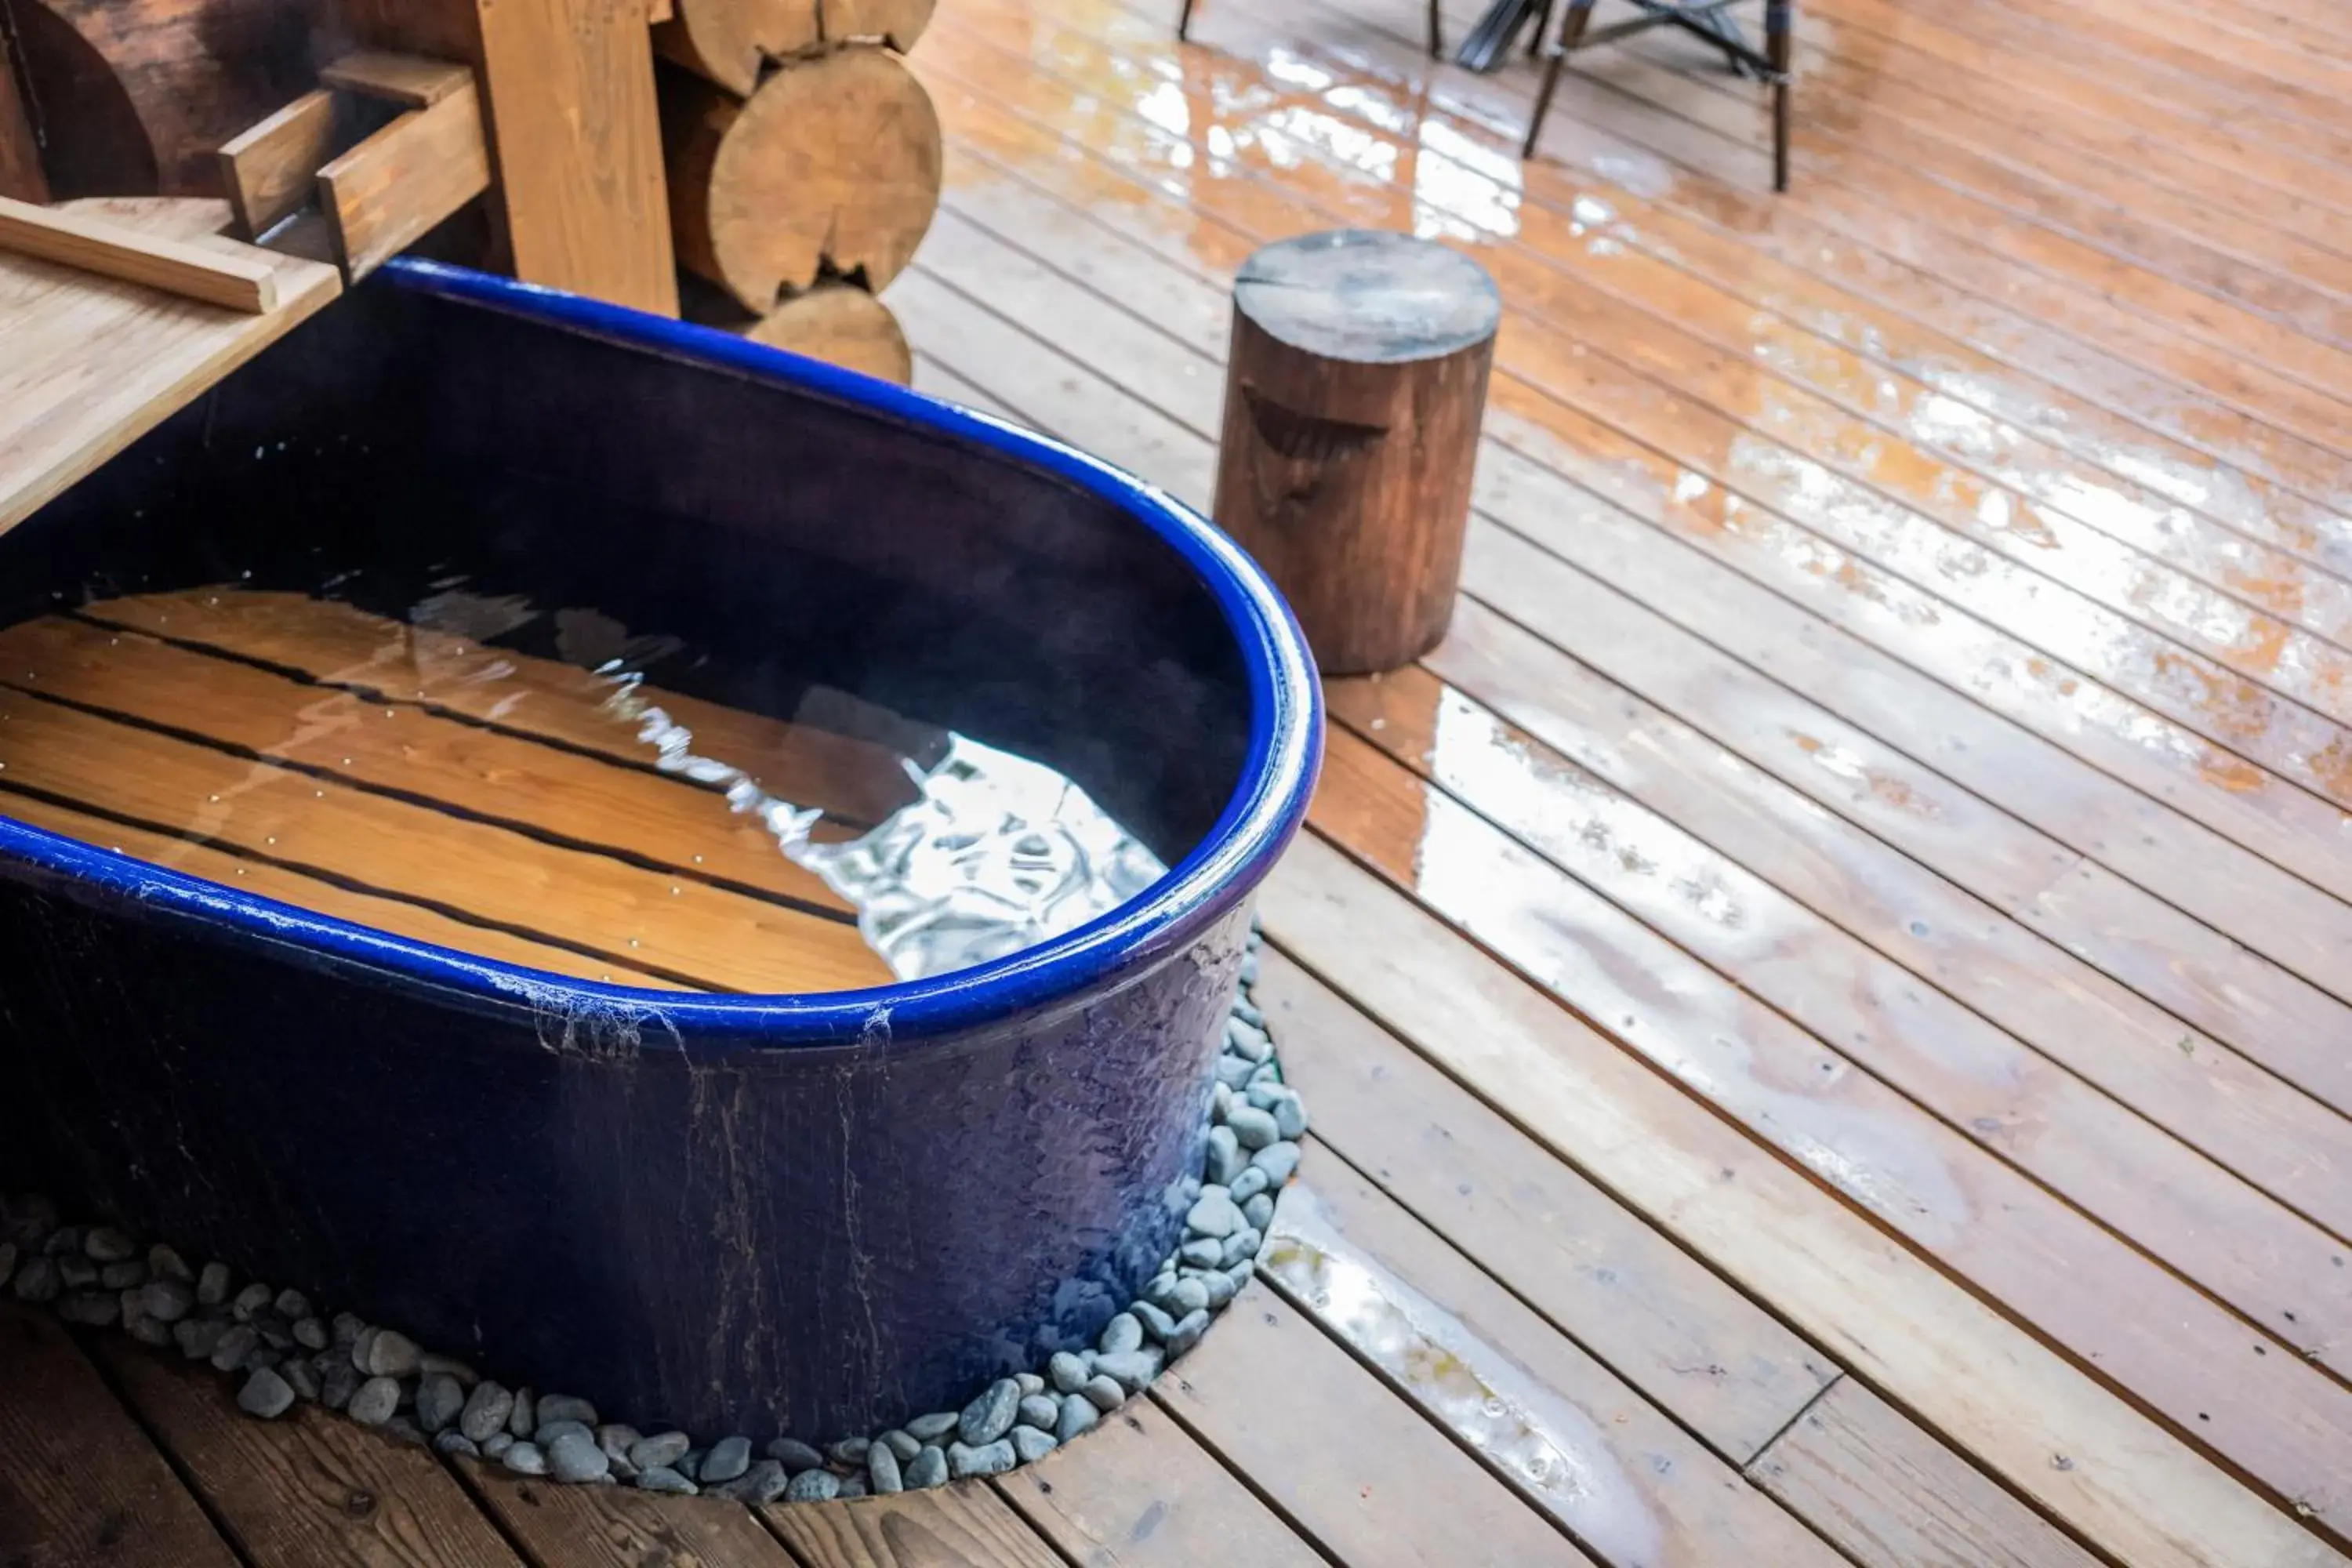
[0,262,1320,1437]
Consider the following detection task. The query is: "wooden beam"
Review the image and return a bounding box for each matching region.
[318,49,472,108]
[0,193,277,310]
[314,80,490,281]
[215,90,339,241]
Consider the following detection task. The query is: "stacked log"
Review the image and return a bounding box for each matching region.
[655,0,937,383]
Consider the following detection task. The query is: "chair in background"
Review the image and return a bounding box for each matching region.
[1520,0,1793,190]
[1180,0,1445,61]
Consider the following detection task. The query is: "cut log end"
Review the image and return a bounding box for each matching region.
[663,46,942,313]
[689,279,913,384]
[654,0,937,94]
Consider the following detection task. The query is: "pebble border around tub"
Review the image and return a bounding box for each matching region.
[0,928,1301,1501]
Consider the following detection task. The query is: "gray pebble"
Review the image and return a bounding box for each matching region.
[1221,1227,1263,1269]
[1145,1272,1179,1306]
[701,1435,752,1483]
[947,1439,1016,1479]
[1200,1269,1236,1310]
[126,1307,173,1348]
[1164,1308,1210,1358]
[678,1450,706,1480]
[1225,1018,1272,1062]
[1168,1276,1210,1315]
[708,1460,789,1503]
[1240,949,1259,985]
[143,1245,190,1282]
[293,1317,329,1352]
[56,1289,118,1327]
[416,1374,465,1435]
[1178,1238,1225,1269]
[1055,1394,1101,1443]
[100,1259,147,1290]
[1211,1082,1234,1123]
[1047,1352,1091,1394]
[1229,1166,1271,1204]
[869,1442,904,1494]
[535,1393,597,1428]
[210,1325,259,1371]
[904,1446,949,1490]
[906,1410,960,1443]
[347,1376,401,1427]
[635,1466,696,1495]
[786,1468,841,1501]
[320,1363,361,1411]
[273,1289,311,1321]
[827,1436,871,1467]
[10,1254,58,1303]
[57,1257,96,1290]
[84,1227,136,1263]
[1225,1105,1279,1151]
[238,1367,296,1419]
[877,1429,921,1464]
[1243,1192,1276,1231]
[1232,996,1264,1027]
[1214,1054,1258,1090]
[546,1429,611,1484]
[837,1475,869,1500]
[631,1432,691,1472]
[232,1283,274,1321]
[959,1378,1021,1446]
[502,1441,548,1476]
[283,1359,321,1403]
[507,1388,536,1439]
[460,1382,514,1443]
[331,1312,365,1347]
[195,1262,231,1307]
[482,1432,515,1461]
[1081,1375,1127,1413]
[1270,1093,1308,1140]
[1010,1427,1058,1465]
[1131,1301,1178,1341]
[173,1317,225,1360]
[1014,1371,1047,1398]
[1203,1124,1244,1185]
[1228,1258,1257,1290]
[419,1353,477,1388]
[765,1437,826,1472]
[1098,1312,1143,1355]
[433,1431,481,1458]
[1093,1349,1161,1393]
[1017,1394,1060,1431]
[1251,1142,1300,1185]
[536,1420,594,1449]
[597,1425,642,1461]
[358,1327,421,1378]
[1185,1189,1243,1239]
[384,1416,425,1446]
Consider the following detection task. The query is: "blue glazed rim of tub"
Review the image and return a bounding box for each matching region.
[0,260,1323,1050]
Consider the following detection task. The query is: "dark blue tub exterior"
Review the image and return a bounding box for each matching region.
[0,262,1321,1438]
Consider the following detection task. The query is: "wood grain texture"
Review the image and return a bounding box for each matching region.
[217,90,341,240]
[318,50,471,107]
[742,284,914,385]
[654,0,935,96]
[0,1305,241,1568]
[98,1339,527,1568]
[0,196,340,535]
[763,1487,1064,1566]
[1000,1396,1324,1568]
[663,47,940,310]
[1748,1381,2107,1568]
[315,80,490,279]
[0,193,277,310]
[461,1460,798,1568]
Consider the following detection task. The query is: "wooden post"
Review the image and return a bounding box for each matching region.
[1210,230,1499,676]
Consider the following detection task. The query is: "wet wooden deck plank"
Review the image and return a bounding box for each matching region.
[458,1458,802,1568]
[762,1486,1068,1566]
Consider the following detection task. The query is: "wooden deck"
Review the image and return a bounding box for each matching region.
[9,0,2352,1562]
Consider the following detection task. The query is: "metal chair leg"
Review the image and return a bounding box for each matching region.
[1428,0,1444,58]
[1766,0,1791,191]
[1522,0,1596,159]
[1178,0,1196,41]
[1526,0,1555,56]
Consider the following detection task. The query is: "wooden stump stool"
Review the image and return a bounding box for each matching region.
[1211,230,1500,675]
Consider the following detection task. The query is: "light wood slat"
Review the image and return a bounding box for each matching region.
[1000,1396,1325,1568]
[317,53,473,108]
[1304,746,2352,1525]
[0,194,278,312]
[98,1340,525,1568]
[1254,949,1839,1464]
[0,789,682,990]
[0,1305,244,1568]
[762,1486,1064,1566]
[1256,838,2343,1566]
[1747,1380,2107,1568]
[1944,0,2352,100]
[78,590,920,831]
[0,615,855,918]
[217,91,342,241]
[1264,1169,1847,1566]
[0,689,891,993]
[909,354,1032,426]
[903,162,2352,1078]
[1389,607,2352,1218]
[1150,1283,1597,1566]
[1319,711,2352,1354]
[315,81,492,281]
[457,1458,798,1568]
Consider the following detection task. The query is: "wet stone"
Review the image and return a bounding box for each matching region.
[1179,1238,1225,1270]
[195,1262,231,1308]
[331,1312,365,1347]
[1225,1105,1279,1152]
[1094,1349,1160,1393]
[419,1352,477,1388]
[1010,1427,1057,1465]
[482,1432,515,1461]
[347,1376,401,1427]
[209,1325,258,1371]
[535,1393,597,1428]
[710,1460,789,1503]
[1099,1311,1144,1355]
[1214,1054,1259,1091]
[1200,1269,1236,1310]
[1185,1189,1243,1239]
[827,1436,870,1467]
[360,1330,422,1379]
[1047,1352,1091,1394]
[292,1317,329,1352]
[1225,1018,1273,1062]
[905,1446,949,1490]
[906,1410,960,1443]
[1168,1276,1210,1315]
[84,1228,136,1264]
[273,1289,311,1321]
[99,1260,147,1290]
[502,1442,548,1477]
[959,1378,1021,1446]
[1243,1192,1275,1232]
[56,1257,97,1290]
[597,1425,642,1461]
[1014,1372,1047,1399]
[878,1429,921,1464]
[948,1439,1016,1479]
[1229,1166,1270,1204]
[635,1467,696,1495]
[232,1283,273,1322]
[416,1374,465,1434]
[1221,1227,1263,1269]
[1055,1395,1101,1443]
[460,1382,514,1443]
[433,1432,481,1458]
[238,1367,296,1419]
[1131,1301,1178,1341]
[679,1450,706,1480]
[632,1432,691,1472]
[144,1245,191,1283]
[283,1359,321,1403]
[11,1255,58,1303]
[546,1430,611,1484]
[507,1388,536,1439]
[320,1362,361,1411]
[1018,1394,1060,1432]
[700,1435,751,1483]
[1165,1308,1210,1358]
[1081,1375,1127,1413]
[536,1420,594,1450]
[765,1437,826,1472]
[869,1442,904,1494]
[785,1468,841,1502]
[837,1475,869,1500]
[1204,1124,1246,1186]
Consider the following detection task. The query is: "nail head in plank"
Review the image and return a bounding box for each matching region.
[762,1485,1065,1566]
[216,91,342,240]
[96,1338,527,1568]
[0,193,278,311]
[0,1305,242,1568]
